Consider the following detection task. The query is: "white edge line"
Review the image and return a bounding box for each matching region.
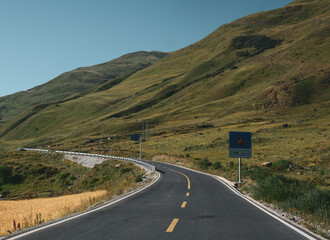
[151,161,320,240]
[7,172,161,240]
[214,176,317,240]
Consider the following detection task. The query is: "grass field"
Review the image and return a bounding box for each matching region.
[0,190,107,236]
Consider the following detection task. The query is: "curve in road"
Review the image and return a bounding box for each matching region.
[7,161,319,240]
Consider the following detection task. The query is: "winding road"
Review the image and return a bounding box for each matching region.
[8,161,318,240]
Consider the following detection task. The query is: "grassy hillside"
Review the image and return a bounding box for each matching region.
[0,150,143,199]
[1,0,328,143]
[0,149,146,236]
[0,51,167,126]
[0,0,329,234]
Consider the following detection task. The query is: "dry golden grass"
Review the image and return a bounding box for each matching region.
[0,190,107,236]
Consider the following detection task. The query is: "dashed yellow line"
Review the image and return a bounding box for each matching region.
[165,169,190,233]
[166,218,179,232]
[170,169,191,190]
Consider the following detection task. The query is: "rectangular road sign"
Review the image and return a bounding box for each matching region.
[130,134,140,141]
[229,131,252,158]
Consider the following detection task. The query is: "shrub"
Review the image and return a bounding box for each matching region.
[120,167,132,175]
[253,174,299,202]
[288,188,330,219]
[213,162,221,170]
[198,158,212,170]
[246,166,271,183]
[271,160,292,171]
[229,162,235,169]
[0,167,24,185]
[135,174,143,182]
[251,172,329,224]
[0,167,13,185]
[57,172,69,181]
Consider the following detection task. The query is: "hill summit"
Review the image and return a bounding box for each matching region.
[0,51,167,125]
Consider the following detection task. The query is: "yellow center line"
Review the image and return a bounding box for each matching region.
[186,192,190,197]
[170,169,191,190]
[181,201,187,208]
[166,218,179,232]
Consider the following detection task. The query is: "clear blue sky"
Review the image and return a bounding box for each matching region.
[0,0,293,97]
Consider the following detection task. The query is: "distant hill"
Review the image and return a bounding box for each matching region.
[0,51,167,125]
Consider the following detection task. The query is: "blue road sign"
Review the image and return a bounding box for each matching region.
[229,131,252,158]
[130,134,140,141]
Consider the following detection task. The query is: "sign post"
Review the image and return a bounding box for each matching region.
[130,134,141,159]
[139,137,142,160]
[229,131,252,183]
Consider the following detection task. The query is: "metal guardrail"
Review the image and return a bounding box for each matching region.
[22,148,155,173]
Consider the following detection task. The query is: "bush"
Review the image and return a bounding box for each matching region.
[253,174,302,202]
[198,158,212,170]
[213,162,221,170]
[11,174,24,184]
[57,172,70,181]
[0,166,13,185]
[288,188,330,219]
[120,167,132,175]
[229,161,235,169]
[246,166,270,183]
[0,166,24,185]
[271,160,292,171]
[251,172,329,223]
[135,174,143,183]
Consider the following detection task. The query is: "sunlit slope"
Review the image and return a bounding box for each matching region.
[0,51,167,126]
[1,0,329,143]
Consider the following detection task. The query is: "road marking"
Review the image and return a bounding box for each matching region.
[166,218,179,232]
[8,173,161,240]
[186,192,190,197]
[181,201,187,208]
[170,169,190,190]
[162,161,318,240]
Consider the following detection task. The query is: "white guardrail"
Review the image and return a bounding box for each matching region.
[22,148,155,173]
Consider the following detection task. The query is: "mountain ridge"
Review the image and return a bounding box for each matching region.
[0,51,168,126]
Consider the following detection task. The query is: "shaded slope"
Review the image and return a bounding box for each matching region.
[0,51,167,125]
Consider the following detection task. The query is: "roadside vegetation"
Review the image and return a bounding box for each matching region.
[0,190,107,236]
[0,150,147,236]
[246,164,329,232]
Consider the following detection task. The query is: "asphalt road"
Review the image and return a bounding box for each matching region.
[10,161,316,240]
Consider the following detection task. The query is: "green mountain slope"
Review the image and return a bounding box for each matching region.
[0,0,329,170]
[0,51,167,126]
[3,0,328,140]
